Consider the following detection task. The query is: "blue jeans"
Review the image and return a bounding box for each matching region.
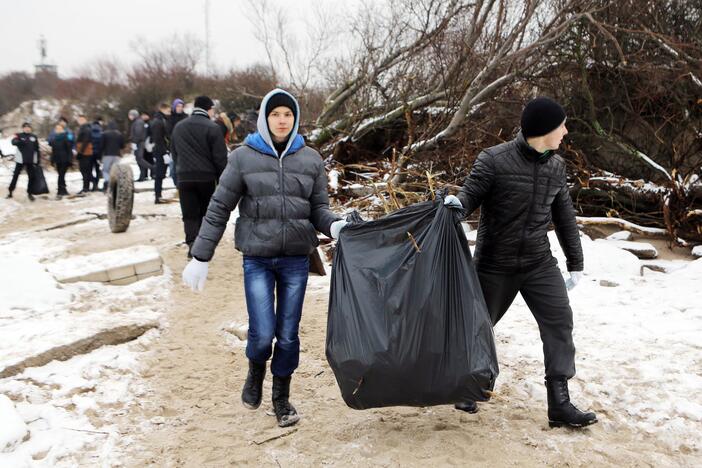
[243,255,309,377]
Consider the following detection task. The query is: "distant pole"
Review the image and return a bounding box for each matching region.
[39,35,47,63]
[204,0,211,75]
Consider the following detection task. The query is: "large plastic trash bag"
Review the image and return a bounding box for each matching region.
[326,197,499,409]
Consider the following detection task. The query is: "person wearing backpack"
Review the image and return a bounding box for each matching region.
[75,115,94,194]
[90,118,104,191]
[181,89,346,428]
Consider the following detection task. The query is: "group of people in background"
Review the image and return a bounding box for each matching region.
[3,98,254,203]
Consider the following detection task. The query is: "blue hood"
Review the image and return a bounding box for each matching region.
[244,88,304,158]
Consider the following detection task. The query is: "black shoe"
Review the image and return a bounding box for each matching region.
[56,194,63,200]
[546,377,598,428]
[454,400,478,414]
[28,193,35,201]
[155,198,167,204]
[272,375,300,427]
[241,360,266,410]
[6,192,12,199]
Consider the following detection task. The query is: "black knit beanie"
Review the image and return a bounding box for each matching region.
[520,97,566,138]
[194,95,214,111]
[265,92,297,120]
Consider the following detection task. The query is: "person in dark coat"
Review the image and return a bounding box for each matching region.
[75,115,94,194]
[167,98,188,185]
[100,121,125,192]
[90,118,103,191]
[444,97,596,428]
[49,123,73,198]
[8,122,39,201]
[128,109,150,182]
[181,89,345,428]
[150,102,171,203]
[169,95,228,254]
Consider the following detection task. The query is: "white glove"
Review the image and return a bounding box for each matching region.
[182,258,209,291]
[330,220,349,239]
[565,271,584,290]
[163,153,172,165]
[131,142,137,152]
[444,195,463,209]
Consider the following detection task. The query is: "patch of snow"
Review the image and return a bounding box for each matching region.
[0,394,29,453]
[606,230,632,241]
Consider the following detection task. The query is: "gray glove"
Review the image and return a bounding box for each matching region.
[330,220,348,239]
[444,195,463,209]
[565,271,583,290]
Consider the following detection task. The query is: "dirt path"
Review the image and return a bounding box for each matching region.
[1,179,696,467]
[115,236,697,467]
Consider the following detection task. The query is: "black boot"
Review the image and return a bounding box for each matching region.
[241,360,266,410]
[454,400,478,414]
[272,375,300,428]
[546,377,597,428]
[28,193,35,201]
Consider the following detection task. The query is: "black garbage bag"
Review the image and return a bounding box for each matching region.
[326,198,499,409]
[30,165,49,195]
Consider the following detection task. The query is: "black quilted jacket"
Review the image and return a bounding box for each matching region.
[457,132,583,273]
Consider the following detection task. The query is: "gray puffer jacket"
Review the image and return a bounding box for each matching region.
[190,89,340,261]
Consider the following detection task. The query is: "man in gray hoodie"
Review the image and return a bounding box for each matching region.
[182,89,346,428]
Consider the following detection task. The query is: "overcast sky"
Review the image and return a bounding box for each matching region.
[0,0,351,77]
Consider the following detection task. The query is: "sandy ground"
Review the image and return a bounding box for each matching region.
[2,166,700,467]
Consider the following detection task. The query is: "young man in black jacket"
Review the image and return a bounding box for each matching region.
[8,122,39,201]
[100,121,125,192]
[444,97,597,428]
[151,103,171,204]
[49,123,73,198]
[75,115,94,194]
[170,96,228,257]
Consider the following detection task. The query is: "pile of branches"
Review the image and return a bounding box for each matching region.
[310,0,702,243]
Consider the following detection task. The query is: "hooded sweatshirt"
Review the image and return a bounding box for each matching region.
[190,88,340,261]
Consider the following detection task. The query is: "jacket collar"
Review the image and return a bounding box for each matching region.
[250,88,301,158]
[244,132,305,158]
[515,131,554,164]
[192,108,210,118]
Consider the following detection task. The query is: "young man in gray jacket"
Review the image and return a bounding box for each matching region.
[182,89,345,428]
[444,97,597,428]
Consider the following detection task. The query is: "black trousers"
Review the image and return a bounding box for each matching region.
[178,180,216,249]
[478,260,576,379]
[154,154,167,199]
[78,156,93,191]
[56,163,70,194]
[9,162,34,193]
[91,154,101,181]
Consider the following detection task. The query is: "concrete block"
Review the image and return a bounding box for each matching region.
[79,270,110,283]
[107,264,136,281]
[109,275,138,286]
[134,257,163,275]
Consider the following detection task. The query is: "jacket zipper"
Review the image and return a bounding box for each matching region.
[279,155,286,254]
[516,161,539,270]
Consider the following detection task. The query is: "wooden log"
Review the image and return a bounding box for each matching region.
[576,216,669,238]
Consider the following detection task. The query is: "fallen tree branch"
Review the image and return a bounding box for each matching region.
[576,216,669,238]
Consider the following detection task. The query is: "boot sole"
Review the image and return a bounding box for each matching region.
[241,398,262,410]
[549,418,598,428]
[277,414,300,428]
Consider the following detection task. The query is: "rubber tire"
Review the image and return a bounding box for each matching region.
[107,163,134,233]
